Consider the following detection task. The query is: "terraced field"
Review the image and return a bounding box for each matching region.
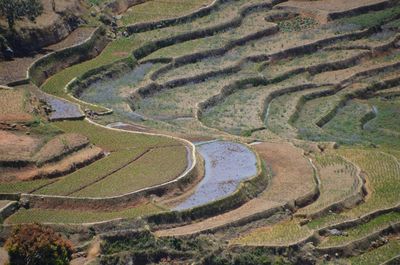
[1,0,400,264]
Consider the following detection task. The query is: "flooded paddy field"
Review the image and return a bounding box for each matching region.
[174,140,257,210]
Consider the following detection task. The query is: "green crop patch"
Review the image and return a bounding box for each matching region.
[0,179,54,194]
[121,0,214,26]
[71,145,187,197]
[34,148,147,196]
[5,203,163,224]
[231,220,313,246]
[297,154,359,216]
[53,120,177,151]
[320,212,400,247]
[337,149,400,217]
[348,238,400,265]
[339,6,400,29]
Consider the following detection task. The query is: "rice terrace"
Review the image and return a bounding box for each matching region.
[0,0,400,264]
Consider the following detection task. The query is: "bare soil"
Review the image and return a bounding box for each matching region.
[0,89,34,124]
[34,133,89,165]
[0,247,8,265]
[0,130,42,161]
[0,27,95,85]
[0,146,103,181]
[254,142,316,203]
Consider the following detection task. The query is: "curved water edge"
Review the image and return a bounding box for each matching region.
[174,140,258,211]
[78,63,154,121]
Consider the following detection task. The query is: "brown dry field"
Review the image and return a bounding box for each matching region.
[0,27,95,85]
[0,131,42,161]
[254,142,315,203]
[2,146,103,181]
[155,141,315,237]
[0,89,33,123]
[34,133,89,164]
[0,131,103,181]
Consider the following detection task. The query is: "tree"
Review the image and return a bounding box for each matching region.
[5,223,74,265]
[0,0,43,31]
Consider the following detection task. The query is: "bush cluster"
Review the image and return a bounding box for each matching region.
[5,224,73,265]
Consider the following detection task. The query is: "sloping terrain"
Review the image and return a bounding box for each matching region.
[0,0,400,264]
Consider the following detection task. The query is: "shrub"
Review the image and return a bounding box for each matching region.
[5,224,73,265]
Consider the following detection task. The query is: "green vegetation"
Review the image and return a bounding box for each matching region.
[34,149,147,196]
[31,120,186,197]
[297,154,359,216]
[41,37,142,112]
[72,145,187,197]
[338,149,400,217]
[320,212,400,247]
[3,0,400,262]
[339,6,400,29]
[0,179,55,194]
[348,238,400,265]
[6,203,162,224]
[231,220,312,246]
[5,224,73,265]
[121,0,213,26]
[306,148,400,230]
[53,120,175,151]
[277,17,318,32]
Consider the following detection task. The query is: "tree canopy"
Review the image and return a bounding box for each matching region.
[5,223,74,265]
[0,0,43,30]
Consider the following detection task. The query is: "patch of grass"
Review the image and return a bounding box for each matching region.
[339,6,400,29]
[144,11,273,61]
[53,120,176,151]
[0,179,55,194]
[34,148,147,196]
[347,238,400,265]
[306,213,348,230]
[231,220,312,246]
[40,0,251,113]
[306,148,400,231]
[337,149,400,217]
[41,37,143,112]
[121,0,214,26]
[386,18,400,30]
[320,212,400,247]
[297,154,359,216]
[5,203,163,224]
[1,118,185,197]
[71,145,187,197]
[267,87,325,138]
[277,17,318,32]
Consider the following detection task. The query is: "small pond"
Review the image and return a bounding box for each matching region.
[174,140,258,211]
[45,95,84,121]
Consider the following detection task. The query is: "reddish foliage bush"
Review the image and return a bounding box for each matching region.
[5,223,73,265]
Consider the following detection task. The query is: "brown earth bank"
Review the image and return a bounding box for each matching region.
[0,131,104,181]
[0,27,96,85]
[0,0,88,55]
